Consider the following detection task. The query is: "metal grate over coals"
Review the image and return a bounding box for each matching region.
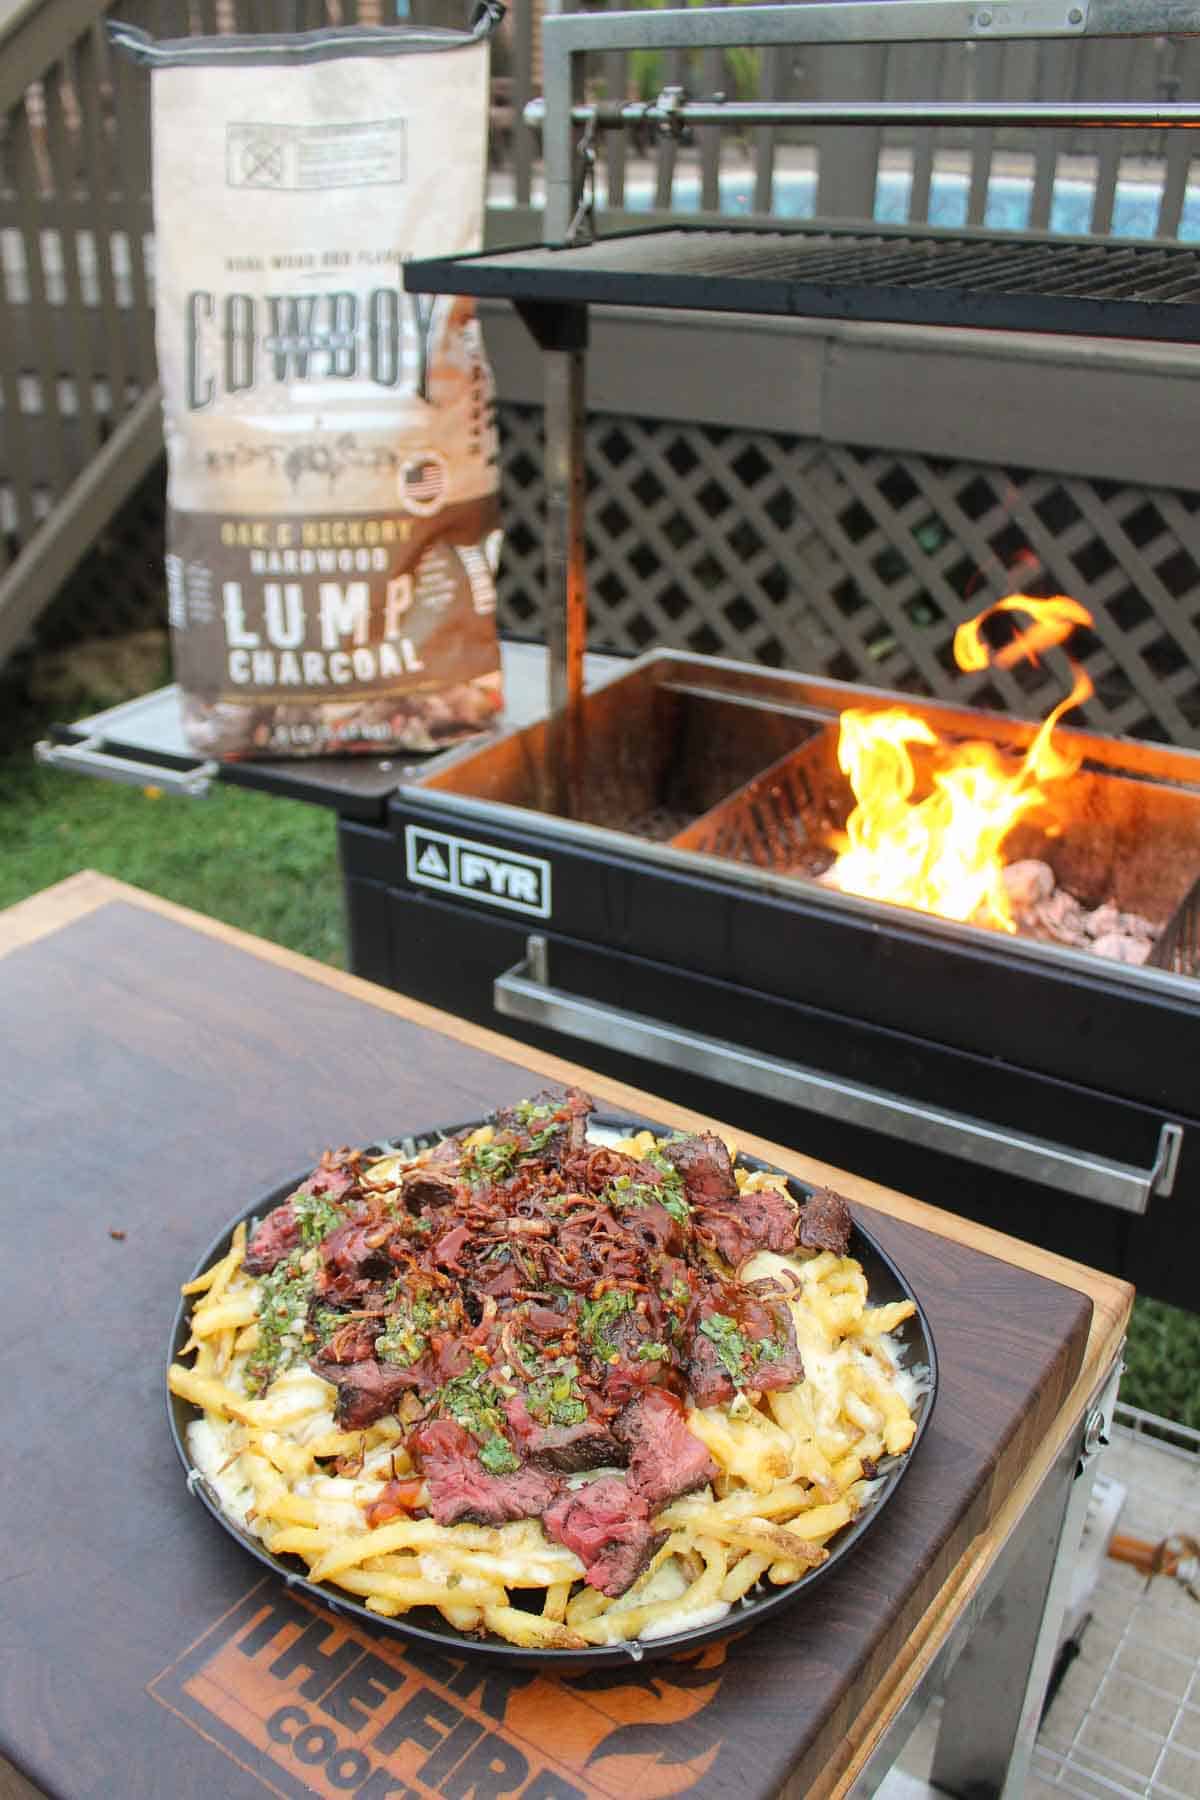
[408,227,1200,342]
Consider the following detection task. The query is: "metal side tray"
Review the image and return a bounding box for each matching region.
[35,644,628,822]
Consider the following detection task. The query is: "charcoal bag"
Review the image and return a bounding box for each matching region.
[113,10,503,758]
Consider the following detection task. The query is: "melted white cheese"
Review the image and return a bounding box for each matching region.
[639,1600,731,1642]
[187,1417,256,1530]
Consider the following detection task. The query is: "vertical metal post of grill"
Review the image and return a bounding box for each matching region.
[528,0,1200,817]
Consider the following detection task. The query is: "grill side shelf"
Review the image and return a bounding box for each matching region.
[405,228,1200,343]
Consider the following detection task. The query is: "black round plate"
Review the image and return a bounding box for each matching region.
[167,1117,938,1667]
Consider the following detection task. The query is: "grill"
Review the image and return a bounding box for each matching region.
[391,2,1200,1313]
[410,226,1200,342]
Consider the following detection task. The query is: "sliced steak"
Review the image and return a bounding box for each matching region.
[749,1305,805,1393]
[244,1201,300,1275]
[309,1152,357,1199]
[505,1396,624,1473]
[318,1317,380,1364]
[685,1294,804,1407]
[694,1182,799,1269]
[661,1133,738,1206]
[400,1167,461,1213]
[312,1356,420,1429]
[321,1220,393,1283]
[614,1389,718,1510]
[409,1419,562,1527]
[798,1187,853,1257]
[685,1331,736,1408]
[542,1479,668,1597]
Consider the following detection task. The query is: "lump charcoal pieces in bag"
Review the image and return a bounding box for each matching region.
[114,14,503,759]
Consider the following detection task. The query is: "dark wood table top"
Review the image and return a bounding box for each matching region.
[0,874,1131,1800]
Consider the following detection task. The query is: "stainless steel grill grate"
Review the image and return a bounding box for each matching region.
[407,227,1200,341]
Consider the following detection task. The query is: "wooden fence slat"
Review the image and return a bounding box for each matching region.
[815,43,886,223]
[753,44,782,217]
[513,0,534,207]
[0,327,40,546]
[111,4,155,387]
[654,46,684,211]
[0,109,40,545]
[156,0,191,37]
[699,3,725,216]
[41,53,102,463]
[600,0,627,210]
[1157,131,1192,241]
[74,21,129,421]
[9,100,73,500]
[1029,133,1058,231]
[1090,137,1121,237]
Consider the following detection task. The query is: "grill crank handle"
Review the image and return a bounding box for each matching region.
[495,936,1184,1217]
[35,737,217,798]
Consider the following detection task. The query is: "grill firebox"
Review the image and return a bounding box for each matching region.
[421,653,1200,981]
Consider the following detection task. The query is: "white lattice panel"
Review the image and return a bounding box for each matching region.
[496,403,1200,748]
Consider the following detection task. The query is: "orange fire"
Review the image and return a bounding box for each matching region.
[828,595,1094,933]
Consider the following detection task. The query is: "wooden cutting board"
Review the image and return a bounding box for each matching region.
[0,876,1124,1800]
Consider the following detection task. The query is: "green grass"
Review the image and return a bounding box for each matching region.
[1120,1300,1200,1435]
[0,744,343,967]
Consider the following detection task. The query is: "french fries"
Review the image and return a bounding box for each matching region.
[171,1132,925,1651]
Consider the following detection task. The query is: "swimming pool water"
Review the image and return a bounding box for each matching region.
[609,168,1200,240]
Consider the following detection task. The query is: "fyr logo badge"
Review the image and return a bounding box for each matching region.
[405,825,552,919]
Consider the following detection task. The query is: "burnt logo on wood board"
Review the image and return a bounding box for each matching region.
[148,1581,732,1799]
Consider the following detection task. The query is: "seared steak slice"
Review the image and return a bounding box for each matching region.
[685,1332,736,1409]
[400,1167,460,1213]
[748,1308,805,1393]
[321,1220,393,1283]
[505,1396,624,1473]
[685,1294,804,1407]
[409,1420,562,1527]
[694,1183,798,1269]
[542,1479,667,1597]
[309,1152,357,1199]
[614,1389,718,1510]
[313,1356,419,1429]
[798,1187,853,1257]
[661,1133,738,1206]
[244,1201,300,1275]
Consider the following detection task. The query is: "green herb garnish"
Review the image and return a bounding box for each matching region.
[637,1342,671,1363]
[246,1259,314,1394]
[376,1300,434,1367]
[478,1437,521,1475]
[292,1186,344,1245]
[604,1174,690,1228]
[698,1312,753,1386]
[580,1290,635,1363]
[514,1098,557,1127]
[527,1359,589,1426]
[441,1372,518,1474]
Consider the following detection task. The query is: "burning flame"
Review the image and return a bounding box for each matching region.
[829,595,1095,932]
